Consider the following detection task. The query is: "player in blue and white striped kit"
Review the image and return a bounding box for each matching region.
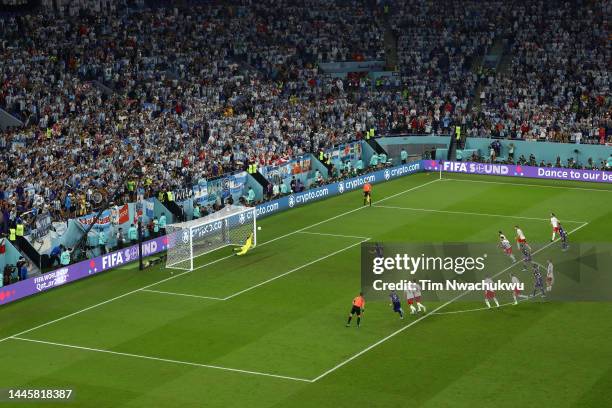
[389,291,404,319]
[520,242,533,271]
[558,223,569,251]
[532,264,546,297]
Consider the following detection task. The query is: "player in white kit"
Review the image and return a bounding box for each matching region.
[483,277,500,308]
[510,273,529,305]
[550,213,560,241]
[411,282,426,313]
[514,225,528,250]
[404,285,417,315]
[546,260,554,292]
[498,231,516,262]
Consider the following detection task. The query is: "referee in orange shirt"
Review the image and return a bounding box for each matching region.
[346,292,365,327]
[363,182,372,206]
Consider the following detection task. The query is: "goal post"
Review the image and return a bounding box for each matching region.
[165,205,257,271]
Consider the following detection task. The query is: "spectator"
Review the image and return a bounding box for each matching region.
[49,244,62,266]
[116,228,125,250]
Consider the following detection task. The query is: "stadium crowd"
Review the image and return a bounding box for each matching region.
[471,1,610,143]
[0,0,610,235]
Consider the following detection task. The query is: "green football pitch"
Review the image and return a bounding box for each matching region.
[0,172,611,408]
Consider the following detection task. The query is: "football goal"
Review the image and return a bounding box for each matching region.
[165,205,257,271]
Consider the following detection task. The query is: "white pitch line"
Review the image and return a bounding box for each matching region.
[374,205,588,224]
[223,239,369,300]
[445,177,612,193]
[432,293,542,315]
[0,178,440,346]
[140,289,225,301]
[311,222,589,382]
[9,336,312,383]
[297,231,369,240]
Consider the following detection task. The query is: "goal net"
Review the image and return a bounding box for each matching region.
[165,205,257,271]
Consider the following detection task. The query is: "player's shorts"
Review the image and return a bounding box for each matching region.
[552,227,559,233]
[350,305,362,315]
[546,277,553,284]
[485,291,496,299]
[504,247,512,255]
[392,302,402,312]
[513,289,521,296]
[517,238,526,244]
[406,298,414,305]
[363,191,371,197]
[414,296,421,303]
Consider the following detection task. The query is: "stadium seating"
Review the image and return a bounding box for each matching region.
[0,0,610,236]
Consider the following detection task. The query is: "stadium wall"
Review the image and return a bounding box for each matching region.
[378,136,612,166]
[463,137,611,166]
[377,135,450,162]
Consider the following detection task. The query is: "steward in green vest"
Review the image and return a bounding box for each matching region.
[128,224,138,244]
[159,214,167,235]
[16,223,24,237]
[60,249,71,266]
[98,230,107,255]
[153,218,159,236]
[455,126,462,148]
[366,128,375,140]
[400,149,408,164]
[9,228,16,241]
